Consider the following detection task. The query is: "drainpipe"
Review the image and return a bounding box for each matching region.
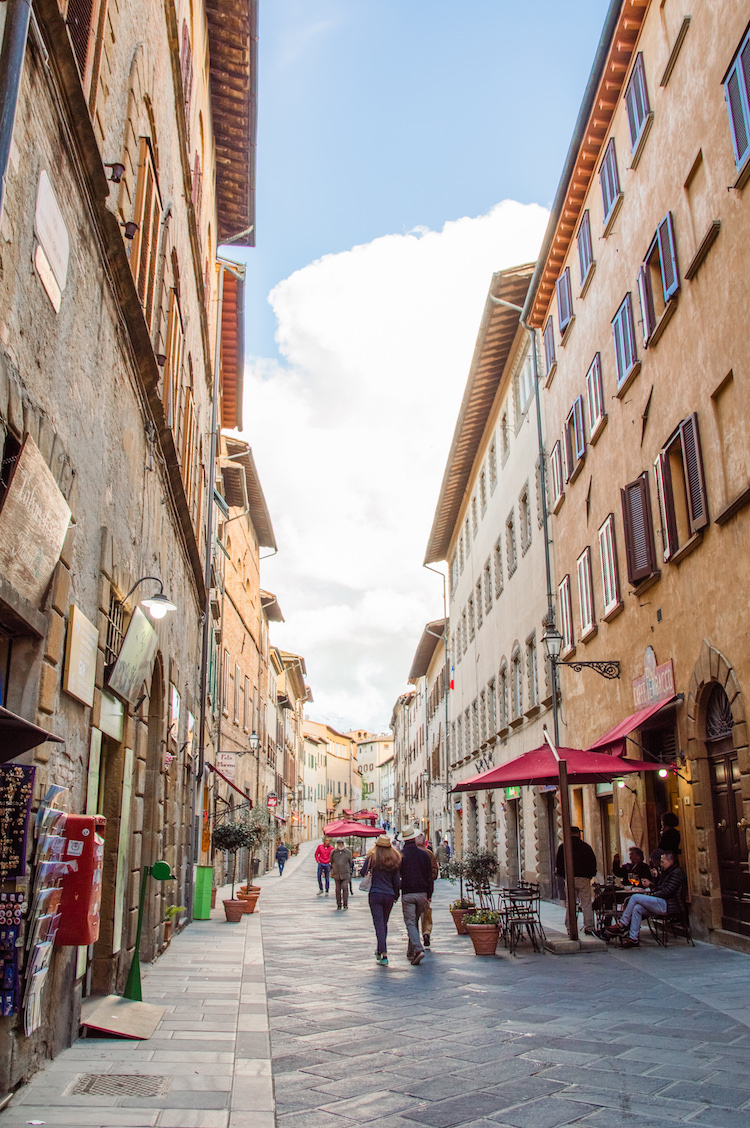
[0,0,32,225]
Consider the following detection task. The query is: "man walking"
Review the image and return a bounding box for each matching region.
[330,838,352,910]
[315,838,333,895]
[275,841,289,876]
[420,837,440,948]
[555,825,597,934]
[399,826,434,965]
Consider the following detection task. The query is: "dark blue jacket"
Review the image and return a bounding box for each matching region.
[362,856,401,899]
[276,844,289,862]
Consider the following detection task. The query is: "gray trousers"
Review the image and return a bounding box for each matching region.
[620,894,667,939]
[402,892,429,954]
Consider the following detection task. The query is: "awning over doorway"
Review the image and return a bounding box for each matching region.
[0,706,65,760]
[588,695,680,757]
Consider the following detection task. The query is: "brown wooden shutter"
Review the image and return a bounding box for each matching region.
[637,265,655,345]
[680,413,709,532]
[620,473,657,584]
[653,452,678,561]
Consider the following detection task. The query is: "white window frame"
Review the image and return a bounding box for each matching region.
[576,547,596,639]
[585,353,606,441]
[598,514,621,617]
[550,440,565,511]
[558,575,574,654]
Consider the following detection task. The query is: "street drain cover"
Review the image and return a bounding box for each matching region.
[70,1074,172,1097]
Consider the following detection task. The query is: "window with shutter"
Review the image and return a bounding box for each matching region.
[494,537,503,597]
[724,29,750,169]
[488,440,498,492]
[564,398,586,482]
[475,580,483,630]
[558,575,574,653]
[506,511,517,577]
[620,473,658,585]
[181,387,197,506]
[600,138,621,225]
[66,0,107,112]
[612,294,638,387]
[550,440,564,510]
[625,53,651,152]
[181,20,194,145]
[130,139,163,334]
[484,560,492,615]
[556,268,573,334]
[639,213,681,346]
[585,353,606,438]
[577,210,594,286]
[597,514,621,616]
[576,547,596,637]
[543,317,556,379]
[654,413,709,560]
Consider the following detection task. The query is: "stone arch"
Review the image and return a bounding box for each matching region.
[686,639,749,912]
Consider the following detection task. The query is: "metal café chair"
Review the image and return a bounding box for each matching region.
[501,884,546,955]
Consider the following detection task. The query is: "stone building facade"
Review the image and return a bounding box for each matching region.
[0,0,257,1089]
[525,0,750,945]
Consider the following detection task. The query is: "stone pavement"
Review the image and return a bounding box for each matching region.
[5,842,750,1128]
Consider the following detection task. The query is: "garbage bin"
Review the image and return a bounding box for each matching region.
[194,865,213,920]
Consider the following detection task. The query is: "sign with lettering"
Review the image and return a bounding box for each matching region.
[107,607,158,706]
[35,171,69,292]
[0,435,71,606]
[266,791,278,808]
[63,604,98,707]
[216,752,236,782]
[0,764,35,880]
[632,647,675,708]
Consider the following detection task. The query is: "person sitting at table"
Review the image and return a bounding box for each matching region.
[605,850,685,948]
[612,846,651,886]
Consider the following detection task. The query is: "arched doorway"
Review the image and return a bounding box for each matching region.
[706,684,750,937]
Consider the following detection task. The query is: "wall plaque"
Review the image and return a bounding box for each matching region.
[107,607,157,706]
[0,435,71,606]
[216,752,236,782]
[63,604,98,707]
[632,647,675,708]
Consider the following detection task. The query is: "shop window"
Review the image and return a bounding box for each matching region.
[621,472,659,586]
[654,413,709,560]
[638,213,680,346]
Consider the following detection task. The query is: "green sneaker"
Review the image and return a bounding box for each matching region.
[376,954,388,965]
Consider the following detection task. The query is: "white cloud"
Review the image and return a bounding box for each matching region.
[245,199,548,731]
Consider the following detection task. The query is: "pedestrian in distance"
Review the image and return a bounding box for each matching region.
[361,834,401,965]
[330,838,352,910]
[555,825,597,934]
[435,840,449,878]
[420,838,440,948]
[275,841,289,876]
[315,838,333,894]
[399,826,434,964]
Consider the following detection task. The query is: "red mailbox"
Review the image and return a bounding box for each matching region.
[55,814,105,946]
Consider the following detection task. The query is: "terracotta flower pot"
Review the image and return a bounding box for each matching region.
[223,899,245,923]
[164,921,173,945]
[241,894,259,914]
[466,923,500,956]
[450,907,476,935]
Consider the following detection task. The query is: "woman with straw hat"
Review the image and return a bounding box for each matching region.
[360,834,402,965]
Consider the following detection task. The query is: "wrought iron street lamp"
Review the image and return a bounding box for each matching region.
[123,576,177,620]
[542,620,621,680]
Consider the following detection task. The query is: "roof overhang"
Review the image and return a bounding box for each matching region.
[219,263,245,430]
[261,590,284,622]
[220,461,248,510]
[408,619,446,682]
[524,0,647,329]
[424,264,534,564]
[205,1,258,247]
[224,437,278,549]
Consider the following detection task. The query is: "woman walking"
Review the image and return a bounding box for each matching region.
[361,834,401,965]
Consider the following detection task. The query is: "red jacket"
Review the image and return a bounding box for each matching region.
[315,844,333,864]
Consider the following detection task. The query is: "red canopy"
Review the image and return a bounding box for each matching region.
[324,819,383,838]
[452,744,665,793]
[588,696,679,756]
[342,809,379,823]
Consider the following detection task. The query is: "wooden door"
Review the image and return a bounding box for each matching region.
[709,736,750,936]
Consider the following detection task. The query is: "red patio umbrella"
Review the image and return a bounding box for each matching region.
[452,744,665,792]
[323,819,383,838]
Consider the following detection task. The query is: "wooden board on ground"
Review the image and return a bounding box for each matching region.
[80,995,165,1040]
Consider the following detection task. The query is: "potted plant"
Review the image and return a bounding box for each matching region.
[242,806,272,894]
[450,896,477,935]
[464,849,500,908]
[163,904,186,945]
[212,821,254,921]
[464,908,502,956]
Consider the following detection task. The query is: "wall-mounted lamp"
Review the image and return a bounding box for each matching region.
[123,576,177,620]
[105,162,126,183]
[121,220,139,240]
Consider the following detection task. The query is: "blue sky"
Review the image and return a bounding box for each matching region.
[243,0,610,358]
[232,1,612,732]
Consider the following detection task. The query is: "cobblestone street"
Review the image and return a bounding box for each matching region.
[4,843,750,1128]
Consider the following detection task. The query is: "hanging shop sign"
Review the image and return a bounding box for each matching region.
[505,786,521,800]
[216,752,236,782]
[34,171,69,312]
[107,607,158,705]
[632,647,675,709]
[0,435,71,606]
[266,791,278,808]
[63,604,98,707]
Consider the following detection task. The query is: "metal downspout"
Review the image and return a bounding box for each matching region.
[0,0,32,223]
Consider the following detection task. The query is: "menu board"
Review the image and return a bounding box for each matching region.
[0,765,35,881]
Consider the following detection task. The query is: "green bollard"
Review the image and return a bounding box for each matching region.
[123,861,176,1002]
